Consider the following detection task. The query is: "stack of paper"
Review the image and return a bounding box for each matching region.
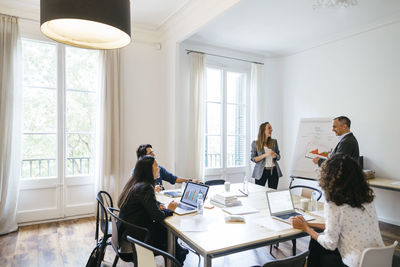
[210,192,241,207]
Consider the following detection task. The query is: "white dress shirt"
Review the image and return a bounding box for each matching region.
[317,201,384,267]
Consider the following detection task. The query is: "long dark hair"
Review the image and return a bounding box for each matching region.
[118,156,156,208]
[319,153,374,209]
[256,122,274,152]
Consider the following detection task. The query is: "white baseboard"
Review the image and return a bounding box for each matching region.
[18,213,94,227]
[378,216,400,226]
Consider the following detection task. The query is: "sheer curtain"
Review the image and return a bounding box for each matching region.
[248,63,264,177]
[0,15,22,235]
[97,49,124,201]
[189,53,206,180]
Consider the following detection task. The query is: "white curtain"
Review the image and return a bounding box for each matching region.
[97,49,124,202]
[248,63,264,176]
[189,53,206,180]
[0,15,22,235]
[250,63,264,139]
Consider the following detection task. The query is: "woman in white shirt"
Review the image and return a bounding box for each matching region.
[291,153,384,267]
[250,122,282,189]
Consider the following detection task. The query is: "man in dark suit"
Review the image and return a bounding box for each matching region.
[313,116,359,166]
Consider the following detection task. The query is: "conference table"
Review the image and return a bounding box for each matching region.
[368,177,400,192]
[157,183,324,267]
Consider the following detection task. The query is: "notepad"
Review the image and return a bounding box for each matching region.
[163,190,182,198]
[254,217,292,231]
[222,206,259,215]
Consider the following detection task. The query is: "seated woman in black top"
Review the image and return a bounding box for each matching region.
[117,156,187,263]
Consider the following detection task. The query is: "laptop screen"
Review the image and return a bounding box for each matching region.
[266,190,294,215]
[180,182,209,207]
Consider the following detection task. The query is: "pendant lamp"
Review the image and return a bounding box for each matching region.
[40,0,131,49]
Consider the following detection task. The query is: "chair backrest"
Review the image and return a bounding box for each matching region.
[205,179,225,186]
[289,185,322,201]
[108,207,120,254]
[107,207,150,260]
[263,250,309,267]
[359,241,398,267]
[126,235,182,267]
[96,190,113,239]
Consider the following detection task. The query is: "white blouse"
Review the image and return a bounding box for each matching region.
[263,147,274,168]
[317,201,384,267]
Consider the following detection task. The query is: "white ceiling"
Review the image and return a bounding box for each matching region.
[187,0,400,56]
[0,0,191,30]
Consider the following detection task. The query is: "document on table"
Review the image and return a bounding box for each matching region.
[309,209,325,218]
[180,216,208,232]
[254,217,292,231]
[222,206,259,215]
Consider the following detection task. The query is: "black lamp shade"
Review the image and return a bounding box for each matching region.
[40,0,131,49]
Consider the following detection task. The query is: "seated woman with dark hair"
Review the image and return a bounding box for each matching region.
[117,155,188,264]
[291,153,384,267]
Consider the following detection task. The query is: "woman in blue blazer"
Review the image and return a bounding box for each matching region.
[250,122,282,189]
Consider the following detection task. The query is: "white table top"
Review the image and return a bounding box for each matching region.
[157,183,324,259]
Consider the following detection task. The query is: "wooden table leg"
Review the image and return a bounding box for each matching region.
[167,230,175,267]
[204,255,212,267]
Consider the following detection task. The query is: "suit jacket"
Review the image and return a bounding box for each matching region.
[318,132,359,166]
[250,139,282,180]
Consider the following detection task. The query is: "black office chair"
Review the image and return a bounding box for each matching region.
[107,207,150,267]
[205,179,225,186]
[286,185,321,256]
[95,190,115,266]
[127,235,182,267]
[252,250,309,267]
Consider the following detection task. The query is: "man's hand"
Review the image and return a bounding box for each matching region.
[312,157,320,165]
[192,179,200,183]
[168,201,178,211]
[155,185,163,193]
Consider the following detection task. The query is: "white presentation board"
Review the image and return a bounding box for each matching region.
[291,118,338,179]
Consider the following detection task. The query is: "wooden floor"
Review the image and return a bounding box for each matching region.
[0,217,399,267]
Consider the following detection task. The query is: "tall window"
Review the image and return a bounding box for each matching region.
[205,67,248,170]
[21,39,99,178]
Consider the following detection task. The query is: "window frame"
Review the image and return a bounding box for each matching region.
[204,63,251,178]
[21,38,99,181]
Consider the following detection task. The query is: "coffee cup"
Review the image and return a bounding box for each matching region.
[301,198,309,211]
[224,181,230,192]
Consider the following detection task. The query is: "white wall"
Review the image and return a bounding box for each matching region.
[121,38,166,190]
[278,21,400,225]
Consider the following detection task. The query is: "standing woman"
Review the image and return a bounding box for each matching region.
[250,122,282,189]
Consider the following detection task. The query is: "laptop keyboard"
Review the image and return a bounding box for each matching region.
[277,211,301,220]
[178,203,194,211]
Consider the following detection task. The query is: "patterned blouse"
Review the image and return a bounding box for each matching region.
[317,201,384,267]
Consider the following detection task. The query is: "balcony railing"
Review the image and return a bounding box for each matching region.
[21,157,92,177]
[205,153,244,168]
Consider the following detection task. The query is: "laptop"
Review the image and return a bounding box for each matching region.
[266,189,315,223]
[174,182,209,215]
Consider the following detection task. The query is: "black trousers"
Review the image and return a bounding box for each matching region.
[255,167,279,189]
[308,238,347,267]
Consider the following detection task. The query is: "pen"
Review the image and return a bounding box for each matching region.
[238,189,248,196]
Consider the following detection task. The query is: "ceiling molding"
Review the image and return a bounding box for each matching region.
[0,1,39,21]
[284,11,400,57]
[159,0,241,43]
